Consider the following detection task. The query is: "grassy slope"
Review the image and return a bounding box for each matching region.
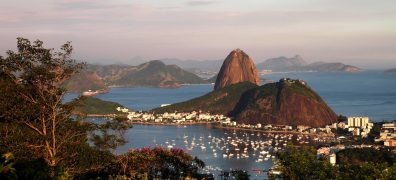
[64,71,107,92]
[232,80,337,127]
[73,97,126,115]
[66,61,208,90]
[152,82,258,114]
[114,61,207,86]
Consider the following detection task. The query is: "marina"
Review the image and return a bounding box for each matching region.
[66,71,396,178]
[110,123,334,178]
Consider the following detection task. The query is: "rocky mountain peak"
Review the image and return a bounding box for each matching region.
[214,49,260,90]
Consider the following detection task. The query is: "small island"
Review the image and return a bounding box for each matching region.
[385,68,396,74]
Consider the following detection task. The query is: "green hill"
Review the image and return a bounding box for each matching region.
[73,97,127,115]
[113,60,207,87]
[153,79,337,127]
[231,79,337,127]
[152,82,258,114]
[63,71,107,92]
[66,60,208,90]
[207,74,217,83]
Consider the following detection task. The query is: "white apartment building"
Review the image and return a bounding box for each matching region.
[347,117,370,128]
[347,117,373,137]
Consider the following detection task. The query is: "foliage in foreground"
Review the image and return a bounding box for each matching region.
[117,147,205,179]
[275,145,396,180]
[276,145,336,179]
[0,38,205,179]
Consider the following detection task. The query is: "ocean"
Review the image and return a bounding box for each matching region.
[89,71,396,121]
[65,71,396,179]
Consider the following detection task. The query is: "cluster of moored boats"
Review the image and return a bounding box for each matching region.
[156,130,323,176]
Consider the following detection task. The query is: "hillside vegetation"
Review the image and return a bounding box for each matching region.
[154,79,337,127]
[152,82,258,114]
[64,71,107,92]
[232,79,337,127]
[73,97,127,115]
[63,60,208,92]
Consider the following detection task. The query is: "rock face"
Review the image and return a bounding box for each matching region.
[231,79,337,127]
[214,49,260,90]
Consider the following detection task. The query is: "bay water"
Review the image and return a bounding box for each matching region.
[66,71,396,179]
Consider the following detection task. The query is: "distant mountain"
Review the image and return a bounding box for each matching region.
[256,55,307,72]
[385,68,396,74]
[64,60,207,92]
[153,50,337,127]
[304,62,361,72]
[256,55,361,72]
[109,60,207,87]
[64,71,107,93]
[207,74,217,83]
[230,79,337,127]
[157,58,223,72]
[214,49,260,90]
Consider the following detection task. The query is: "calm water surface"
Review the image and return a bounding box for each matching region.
[87,71,396,121]
[67,71,396,178]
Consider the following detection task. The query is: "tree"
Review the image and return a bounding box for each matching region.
[0,153,17,179]
[276,145,336,179]
[117,147,205,179]
[0,38,85,169]
[90,117,132,152]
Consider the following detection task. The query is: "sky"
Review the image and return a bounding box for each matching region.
[0,0,395,69]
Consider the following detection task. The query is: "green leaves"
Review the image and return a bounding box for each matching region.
[117,147,205,179]
[0,152,17,179]
[277,145,396,179]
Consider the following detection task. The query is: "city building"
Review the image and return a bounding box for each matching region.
[347,117,369,128]
[376,122,396,147]
[329,153,336,166]
[256,123,262,129]
[347,117,373,137]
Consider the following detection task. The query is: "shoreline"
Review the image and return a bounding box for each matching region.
[74,113,125,117]
[212,125,335,137]
[79,115,335,137]
[129,121,220,126]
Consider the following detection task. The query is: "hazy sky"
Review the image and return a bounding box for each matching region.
[1,0,395,69]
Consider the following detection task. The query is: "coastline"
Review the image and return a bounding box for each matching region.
[129,121,220,126]
[73,113,126,118]
[79,115,335,138]
[212,125,335,137]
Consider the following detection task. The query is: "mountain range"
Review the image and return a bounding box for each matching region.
[153,49,337,127]
[256,55,361,72]
[385,68,396,74]
[156,55,361,74]
[64,60,206,92]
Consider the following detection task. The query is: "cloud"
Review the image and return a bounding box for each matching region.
[0,0,395,68]
[186,0,217,6]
